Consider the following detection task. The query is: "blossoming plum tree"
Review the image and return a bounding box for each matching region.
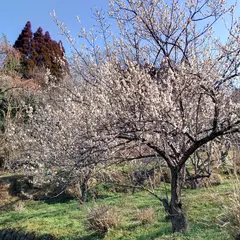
[7,0,240,233]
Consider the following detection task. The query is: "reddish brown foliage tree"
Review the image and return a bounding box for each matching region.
[14,22,68,81]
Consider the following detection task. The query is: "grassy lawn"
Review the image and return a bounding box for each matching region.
[0,180,234,240]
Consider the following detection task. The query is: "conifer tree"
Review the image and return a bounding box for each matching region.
[13,22,68,81]
[43,31,52,68]
[33,27,46,67]
[13,21,36,78]
[46,39,68,79]
[13,21,32,55]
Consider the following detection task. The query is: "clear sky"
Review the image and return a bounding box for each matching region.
[0,0,109,55]
[0,0,239,56]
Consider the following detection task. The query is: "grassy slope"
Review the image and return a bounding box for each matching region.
[0,181,233,240]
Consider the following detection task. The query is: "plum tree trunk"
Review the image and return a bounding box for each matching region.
[169,167,188,232]
[80,181,88,202]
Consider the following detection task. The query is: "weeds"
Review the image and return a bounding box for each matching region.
[86,204,121,233]
[135,207,156,225]
[219,176,240,239]
[13,200,25,212]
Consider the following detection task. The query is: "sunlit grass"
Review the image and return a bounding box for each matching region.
[0,179,234,239]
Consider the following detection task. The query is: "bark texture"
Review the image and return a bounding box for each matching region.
[80,181,88,202]
[169,167,188,232]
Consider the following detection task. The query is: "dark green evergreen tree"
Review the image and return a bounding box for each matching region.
[13,21,36,78]
[13,21,32,55]
[43,31,52,68]
[33,27,46,67]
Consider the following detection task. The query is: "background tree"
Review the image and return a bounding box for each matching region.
[46,39,68,81]
[0,34,21,75]
[33,28,68,81]
[42,31,52,68]
[0,72,37,170]
[13,21,36,78]
[13,22,68,81]
[6,83,113,202]
[33,27,47,68]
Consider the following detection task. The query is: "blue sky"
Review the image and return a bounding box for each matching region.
[0,0,109,55]
[0,0,239,56]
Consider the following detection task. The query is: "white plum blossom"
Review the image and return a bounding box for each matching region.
[6,0,240,233]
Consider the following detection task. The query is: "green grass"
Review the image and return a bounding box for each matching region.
[0,180,235,240]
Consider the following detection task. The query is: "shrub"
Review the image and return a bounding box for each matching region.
[86,204,121,233]
[219,176,240,239]
[0,228,56,240]
[0,182,11,201]
[232,147,240,174]
[0,34,21,76]
[200,173,222,188]
[13,200,25,211]
[135,207,156,225]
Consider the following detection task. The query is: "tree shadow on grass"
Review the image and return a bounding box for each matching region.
[136,226,173,240]
[0,228,56,240]
[70,232,105,240]
[136,232,171,240]
[41,195,74,204]
[125,222,142,231]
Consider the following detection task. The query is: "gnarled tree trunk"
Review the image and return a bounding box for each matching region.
[80,181,88,202]
[169,167,188,232]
